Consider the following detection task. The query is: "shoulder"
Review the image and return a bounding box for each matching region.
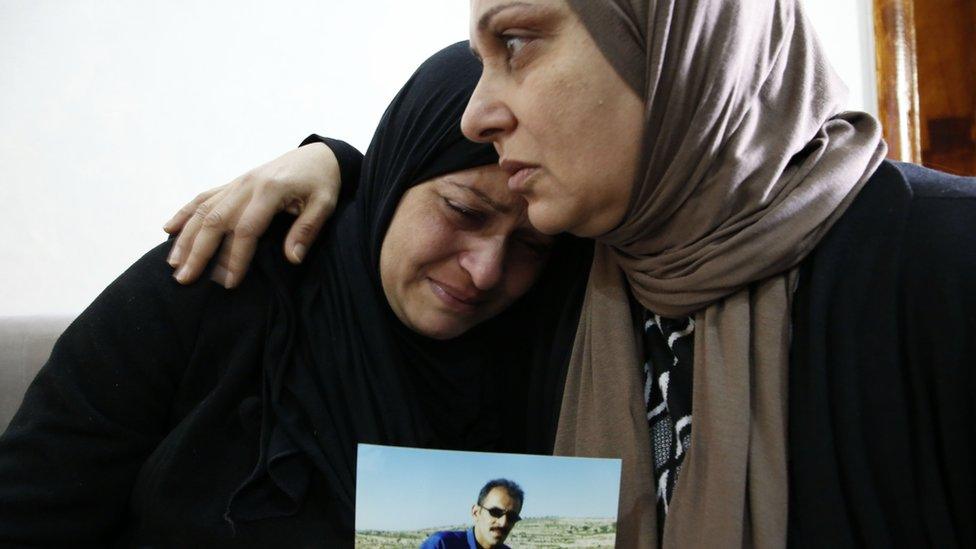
[892,162,976,319]
[50,226,295,390]
[797,160,976,334]
[809,160,975,267]
[64,239,219,360]
[878,161,976,286]
[889,161,976,266]
[419,530,467,548]
[837,159,976,215]
[890,160,976,199]
[96,229,288,341]
[798,160,976,331]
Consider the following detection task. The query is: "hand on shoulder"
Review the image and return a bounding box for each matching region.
[163,142,342,288]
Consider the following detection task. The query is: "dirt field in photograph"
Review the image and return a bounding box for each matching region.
[355,517,616,548]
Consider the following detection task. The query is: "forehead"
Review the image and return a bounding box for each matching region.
[483,486,519,508]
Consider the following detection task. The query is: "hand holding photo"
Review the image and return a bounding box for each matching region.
[355,444,621,548]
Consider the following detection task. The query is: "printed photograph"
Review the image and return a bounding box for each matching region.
[355,444,621,548]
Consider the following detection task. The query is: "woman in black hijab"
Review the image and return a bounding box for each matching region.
[0,42,589,547]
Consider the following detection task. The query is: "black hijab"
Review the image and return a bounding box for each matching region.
[226,42,592,531]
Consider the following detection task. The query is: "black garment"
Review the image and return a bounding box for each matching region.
[788,160,976,547]
[0,43,591,548]
[225,41,507,528]
[639,161,974,547]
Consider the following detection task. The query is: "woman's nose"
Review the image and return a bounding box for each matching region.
[461,75,517,143]
[458,238,505,291]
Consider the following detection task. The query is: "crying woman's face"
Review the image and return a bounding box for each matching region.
[380,163,553,340]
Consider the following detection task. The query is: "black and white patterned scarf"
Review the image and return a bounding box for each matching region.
[642,311,695,530]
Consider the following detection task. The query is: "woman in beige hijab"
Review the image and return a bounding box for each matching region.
[167,1,975,547]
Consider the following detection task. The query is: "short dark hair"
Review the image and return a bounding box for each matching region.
[477,478,525,510]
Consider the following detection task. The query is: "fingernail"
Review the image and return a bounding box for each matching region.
[210,265,225,285]
[293,243,307,263]
[210,265,236,288]
[167,245,182,267]
[175,265,189,283]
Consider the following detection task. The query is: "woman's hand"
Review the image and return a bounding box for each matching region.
[163,142,341,288]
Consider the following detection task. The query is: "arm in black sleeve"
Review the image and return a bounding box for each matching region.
[0,241,215,545]
[900,168,976,546]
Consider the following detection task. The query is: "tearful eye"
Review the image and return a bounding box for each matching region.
[444,198,484,224]
[504,35,528,56]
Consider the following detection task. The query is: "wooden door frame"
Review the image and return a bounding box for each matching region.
[873,0,923,162]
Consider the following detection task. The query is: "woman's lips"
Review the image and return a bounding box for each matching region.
[507,166,539,192]
[427,278,480,314]
[499,159,540,193]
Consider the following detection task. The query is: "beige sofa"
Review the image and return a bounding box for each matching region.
[0,316,73,432]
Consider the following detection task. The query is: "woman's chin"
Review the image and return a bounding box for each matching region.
[526,202,571,236]
[529,200,625,239]
[420,327,464,340]
[408,314,473,340]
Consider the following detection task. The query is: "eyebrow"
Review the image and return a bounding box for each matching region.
[469,1,532,60]
[446,180,512,214]
[477,2,530,31]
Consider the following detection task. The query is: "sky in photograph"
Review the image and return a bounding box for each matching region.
[355,444,621,531]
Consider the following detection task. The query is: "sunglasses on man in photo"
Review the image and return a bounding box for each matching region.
[479,505,521,523]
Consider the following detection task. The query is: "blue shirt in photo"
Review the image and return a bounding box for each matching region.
[419,527,511,549]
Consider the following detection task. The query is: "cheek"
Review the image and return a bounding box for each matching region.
[547,74,642,232]
[523,69,585,157]
[412,222,461,279]
[382,213,456,310]
[521,58,624,192]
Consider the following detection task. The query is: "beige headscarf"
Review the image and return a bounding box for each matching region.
[554,1,887,547]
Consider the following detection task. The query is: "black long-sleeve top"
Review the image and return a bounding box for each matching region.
[0,139,365,548]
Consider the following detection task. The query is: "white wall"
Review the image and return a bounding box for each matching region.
[803,0,879,119]
[0,0,876,317]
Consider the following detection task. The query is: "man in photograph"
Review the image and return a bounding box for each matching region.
[420,479,524,549]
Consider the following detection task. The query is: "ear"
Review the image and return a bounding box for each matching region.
[471,504,480,520]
